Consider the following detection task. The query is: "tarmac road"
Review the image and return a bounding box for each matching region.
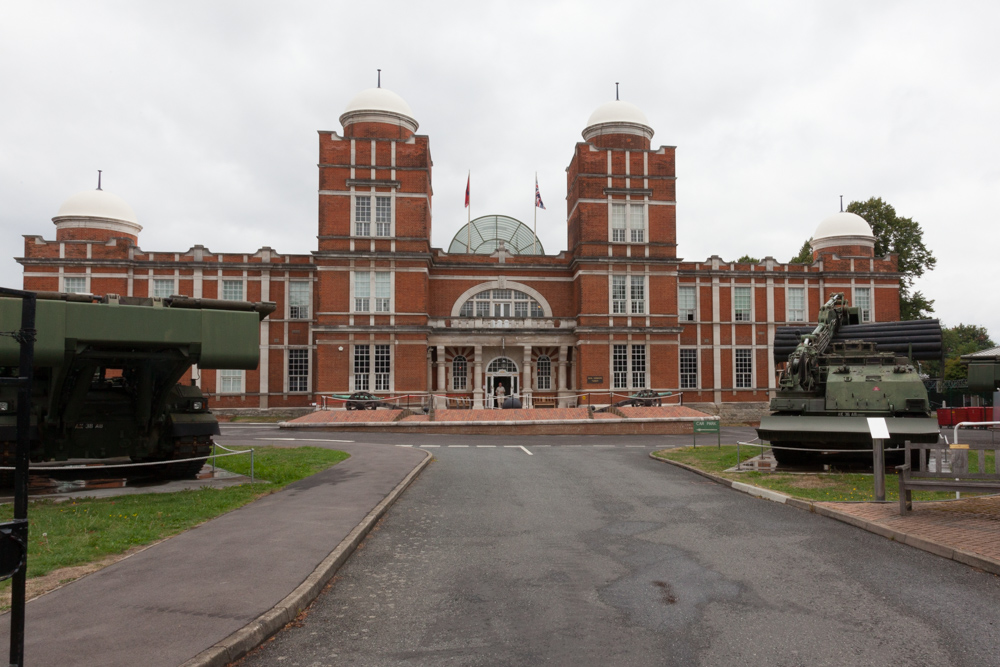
[234,428,1000,667]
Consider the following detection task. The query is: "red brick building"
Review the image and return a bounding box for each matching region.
[17,86,901,416]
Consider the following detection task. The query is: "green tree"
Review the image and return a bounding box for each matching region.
[736,255,760,264]
[942,324,996,381]
[789,239,812,264]
[846,197,937,320]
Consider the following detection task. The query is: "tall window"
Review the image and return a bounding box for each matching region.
[63,276,86,294]
[354,272,370,312]
[613,344,647,390]
[353,346,370,391]
[735,349,753,389]
[354,196,371,236]
[734,286,752,321]
[152,278,175,298]
[375,197,392,237]
[610,203,646,243]
[289,281,310,319]
[854,287,872,322]
[452,356,468,390]
[678,286,696,322]
[355,195,391,237]
[787,287,805,322]
[631,345,647,389]
[536,355,551,390]
[222,279,243,301]
[374,344,391,391]
[288,349,309,392]
[630,276,645,314]
[354,344,391,391]
[612,276,627,314]
[680,349,698,389]
[218,369,244,393]
[459,289,544,319]
[375,272,391,312]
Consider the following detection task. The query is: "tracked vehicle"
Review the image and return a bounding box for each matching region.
[0,291,275,482]
[757,293,941,466]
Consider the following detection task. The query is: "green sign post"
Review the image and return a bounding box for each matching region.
[692,418,721,448]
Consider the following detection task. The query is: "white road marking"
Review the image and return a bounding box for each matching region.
[505,445,533,455]
[625,445,647,448]
[448,445,469,448]
[421,445,440,448]
[593,445,615,448]
[477,445,496,448]
[255,438,355,443]
[395,444,413,447]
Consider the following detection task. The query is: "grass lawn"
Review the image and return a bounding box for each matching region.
[0,446,348,597]
[653,445,990,503]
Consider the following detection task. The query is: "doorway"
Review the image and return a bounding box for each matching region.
[486,356,519,408]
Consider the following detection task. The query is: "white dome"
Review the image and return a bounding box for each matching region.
[810,211,874,253]
[813,212,873,241]
[586,100,650,128]
[583,100,654,142]
[340,87,418,132]
[53,188,141,236]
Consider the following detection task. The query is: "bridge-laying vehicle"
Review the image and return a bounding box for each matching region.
[757,293,942,466]
[0,292,275,482]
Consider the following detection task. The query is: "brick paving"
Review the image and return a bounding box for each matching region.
[818,496,1000,564]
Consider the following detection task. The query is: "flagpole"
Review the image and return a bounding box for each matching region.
[467,170,471,253]
[533,172,538,256]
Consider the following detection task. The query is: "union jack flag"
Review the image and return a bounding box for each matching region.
[464,174,470,208]
[535,176,545,209]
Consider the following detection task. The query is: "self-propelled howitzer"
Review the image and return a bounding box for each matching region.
[757,293,941,465]
[0,292,275,480]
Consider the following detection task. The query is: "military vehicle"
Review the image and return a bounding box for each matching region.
[0,291,275,482]
[757,293,942,466]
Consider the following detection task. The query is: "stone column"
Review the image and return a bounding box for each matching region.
[435,345,447,409]
[557,345,569,408]
[522,345,532,408]
[473,345,484,409]
[426,348,433,408]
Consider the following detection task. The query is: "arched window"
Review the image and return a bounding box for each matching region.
[536,355,551,390]
[487,357,518,373]
[452,356,467,390]
[459,289,545,319]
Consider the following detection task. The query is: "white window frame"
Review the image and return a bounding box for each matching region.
[354,271,370,312]
[354,344,391,392]
[375,272,391,312]
[152,278,175,299]
[354,271,392,313]
[63,276,87,294]
[221,278,244,301]
[611,275,646,315]
[354,195,371,236]
[536,355,552,390]
[288,349,310,393]
[786,287,805,322]
[289,280,310,319]
[734,286,752,322]
[735,349,753,389]
[612,343,648,390]
[854,286,872,323]
[375,196,392,237]
[459,289,543,319]
[218,369,244,394]
[452,355,468,390]
[679,349,698,389]
[678,285,697,322]
[610,202,646,243]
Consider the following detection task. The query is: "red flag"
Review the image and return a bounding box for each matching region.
[464,174,470,208]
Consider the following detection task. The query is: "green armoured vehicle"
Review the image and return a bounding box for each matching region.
[757,293,941,466]
[0,292,275,481]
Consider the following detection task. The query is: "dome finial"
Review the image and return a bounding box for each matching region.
[97,170,102,191]
[615,82,619,101]
[839,195,843,212]
[377,69,381,88]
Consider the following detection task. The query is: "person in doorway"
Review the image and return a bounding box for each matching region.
[495,383,506,408]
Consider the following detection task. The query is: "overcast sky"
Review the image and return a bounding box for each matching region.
[2,1,997,338]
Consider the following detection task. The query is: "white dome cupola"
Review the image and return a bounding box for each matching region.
[339,86,418,135]
[52,178,142,240]
[583,99,654,142]
[810,211,875,253]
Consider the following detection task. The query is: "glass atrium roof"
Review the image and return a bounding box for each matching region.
[447,215,545,255]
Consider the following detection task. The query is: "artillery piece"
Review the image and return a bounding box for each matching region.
[757,293,941,466]
[0,291,275,482]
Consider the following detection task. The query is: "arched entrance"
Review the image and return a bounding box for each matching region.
[486,356,519,408]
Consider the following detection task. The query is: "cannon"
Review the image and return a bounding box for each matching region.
[596,390,674,412]
[0,291,275,482]
[757,293,941,466]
